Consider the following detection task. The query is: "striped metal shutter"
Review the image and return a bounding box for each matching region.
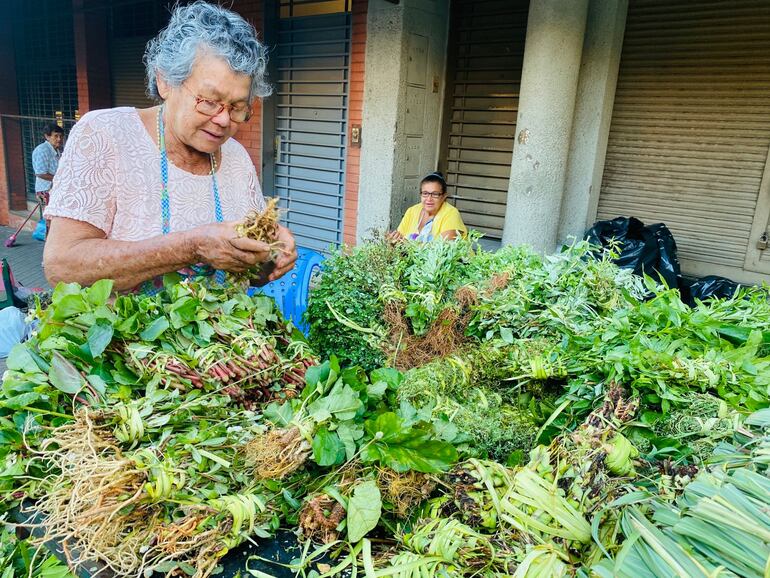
[273,12,351,253]
[441,0,529,242]
[598,0,770,279]
[110,37,154,108]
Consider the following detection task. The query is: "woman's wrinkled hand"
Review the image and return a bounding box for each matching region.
[267,224,298,281]
[191,221,271,272]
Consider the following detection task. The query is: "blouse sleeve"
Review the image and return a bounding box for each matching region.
[44,113,118,235]
[436,205,467,237]
[397,205,417,236]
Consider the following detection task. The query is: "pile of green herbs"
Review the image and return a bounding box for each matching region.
[0,277,461,578]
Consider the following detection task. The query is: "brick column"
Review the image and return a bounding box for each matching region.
[343,0,367,245]
[234,0,265,177]
[0,4,25,223]
[73,0,112,114]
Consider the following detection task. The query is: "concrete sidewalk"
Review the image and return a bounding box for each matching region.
[0,225,49,290]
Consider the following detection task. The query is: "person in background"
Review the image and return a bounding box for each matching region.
[32,122,64,236]
[43,1,297,293]
[388,171,467,242]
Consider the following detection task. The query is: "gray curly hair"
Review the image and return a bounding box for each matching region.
[144,1,272,103]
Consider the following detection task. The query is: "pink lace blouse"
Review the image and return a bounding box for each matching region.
[45,107,266,240]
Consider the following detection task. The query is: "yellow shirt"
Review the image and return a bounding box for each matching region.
[396,202,467,241]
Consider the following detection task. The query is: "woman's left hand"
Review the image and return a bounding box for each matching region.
[268,224,298,281]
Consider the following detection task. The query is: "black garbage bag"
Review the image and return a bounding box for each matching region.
[688,275,741,302]
[585,216,681,288]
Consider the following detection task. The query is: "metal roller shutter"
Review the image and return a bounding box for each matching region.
[272,10,351,253]
[110,37,154,109]
[598,0,770,279]
[440,0,529,242]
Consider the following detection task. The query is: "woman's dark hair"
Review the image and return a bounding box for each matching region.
[43,123,64,136]
[420,171,447,195]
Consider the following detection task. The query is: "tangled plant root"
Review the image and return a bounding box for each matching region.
[377,468,437,518]
[23,411,155,576]
[298,494,346,544]
[243,426,311,480]
[24,411,232,578]
[236,196,281,243]
[384,303,470,370]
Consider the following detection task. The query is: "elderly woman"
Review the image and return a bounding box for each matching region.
[43,1,296,292]
[388,172,467,242]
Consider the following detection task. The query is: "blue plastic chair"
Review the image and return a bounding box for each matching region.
[248,246,325,335]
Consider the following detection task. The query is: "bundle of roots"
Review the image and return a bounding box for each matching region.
[243,425,311,480]
[384,302,471,370]
[236,197,281,243]
[23,411,231,578]
[298,493,347,544]
[377,468,437,518]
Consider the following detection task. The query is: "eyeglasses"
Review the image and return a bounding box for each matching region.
[181,83,252,122]
[420,191,445,199]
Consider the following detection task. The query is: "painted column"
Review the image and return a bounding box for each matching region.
[558,0,628,243]
[356,0,449,243]
[501,0,589,252]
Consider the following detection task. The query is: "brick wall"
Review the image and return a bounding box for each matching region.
[234,0,265,178]
[0,5,24,224]
[73,0,112,114]
[343,0,368,246]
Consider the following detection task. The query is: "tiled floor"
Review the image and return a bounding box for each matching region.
[0,225,49,290]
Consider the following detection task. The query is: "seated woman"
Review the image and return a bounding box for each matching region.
[388,172,467,242]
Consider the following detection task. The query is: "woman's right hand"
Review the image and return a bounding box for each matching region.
[190,221,271,272]
[386,230,405,243]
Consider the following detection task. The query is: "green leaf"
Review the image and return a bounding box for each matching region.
[6,345,40,374]
[51,293,88,321]
[0,392,42,409]
[366,381,389,400]
[312,427,346,466]
[361,412,458,473]
[48,352,84,395]
[139,316,169,341]
[347,480,381,542]
[86,279,113,307]
[369,367,403,390]
[308,381,363,423]
[337,421,364,460]
[264,401,295,427]
[86,321,113,358]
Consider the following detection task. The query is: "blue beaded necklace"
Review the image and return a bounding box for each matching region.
[157,105,225,284]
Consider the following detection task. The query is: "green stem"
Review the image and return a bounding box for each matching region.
[21,406,74,420]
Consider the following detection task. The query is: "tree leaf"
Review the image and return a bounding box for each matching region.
[0,391,42,409]
[361,412,458,473]
[347,480,381,543]
[86,279,113,307]
[308,381,363,423]
[51,293,87,321]
[48,352,84,395]
[139,316,169,341]
[87,321,114,358]
[6,345,40,374]
[312,427,346,466]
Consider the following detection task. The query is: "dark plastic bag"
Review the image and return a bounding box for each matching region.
[688,275,741,302]
[585,216,681,288]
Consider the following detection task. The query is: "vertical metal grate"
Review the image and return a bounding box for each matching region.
[440,0,529,242]
[13,0,78,202]
[272,5,352,252]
